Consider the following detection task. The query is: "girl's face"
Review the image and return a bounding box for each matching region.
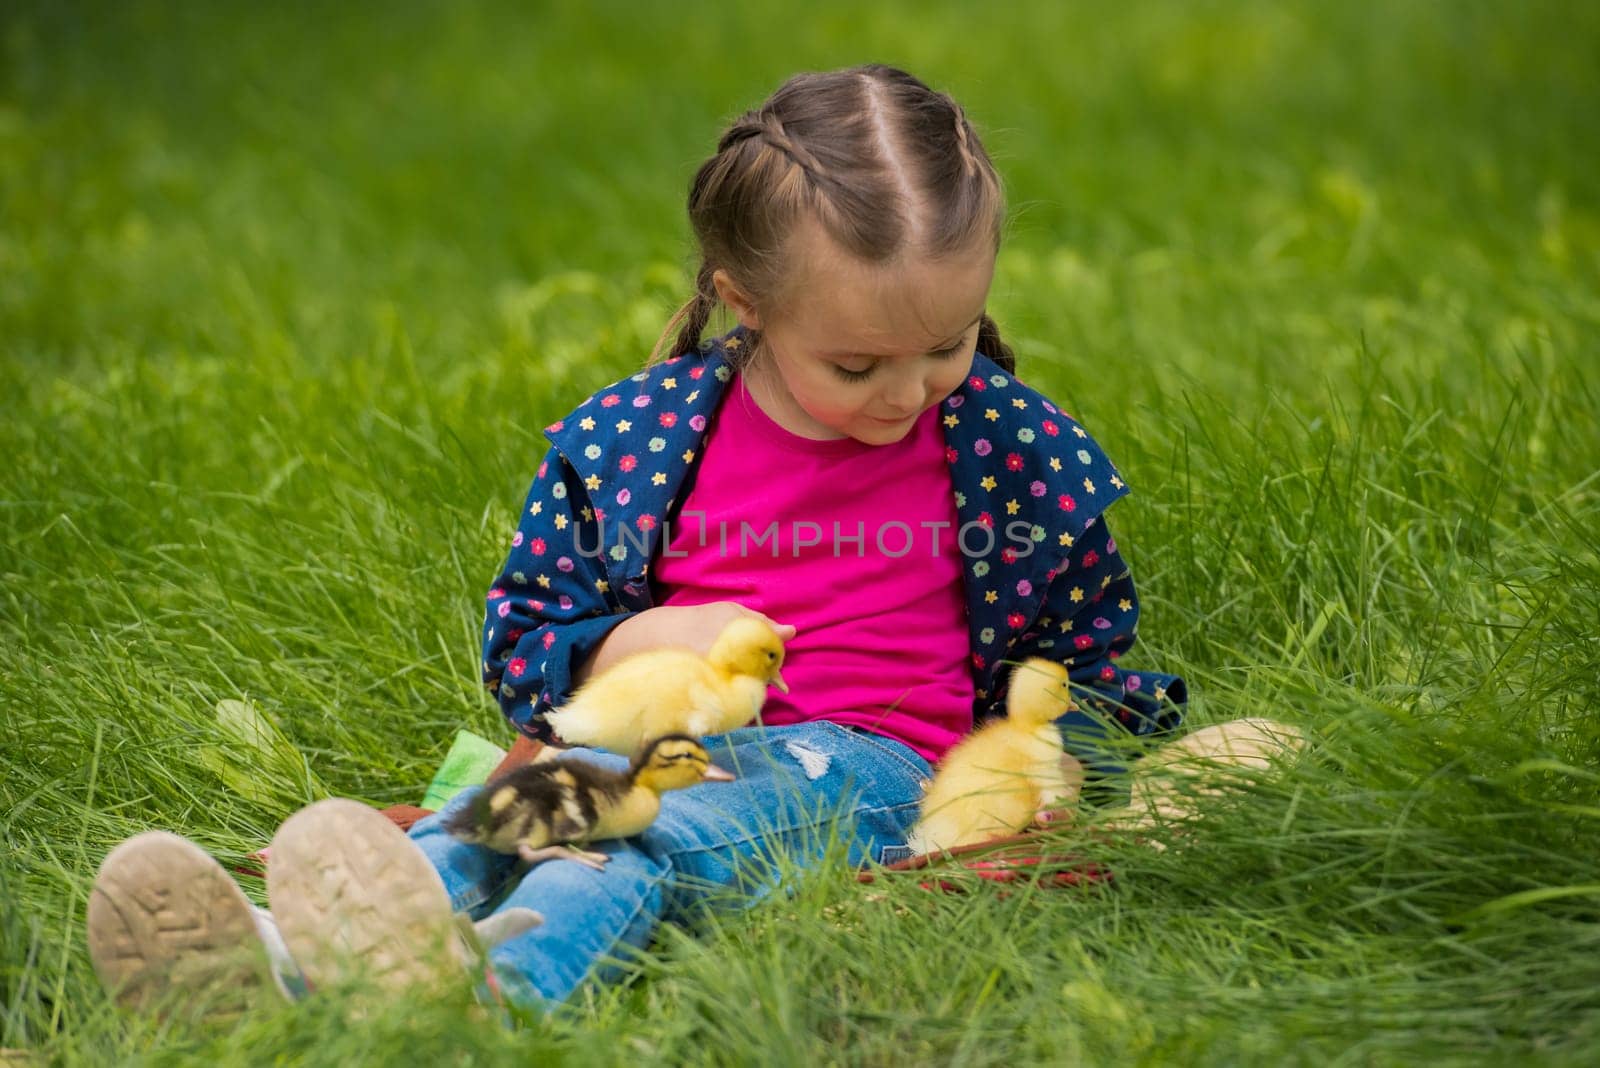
[715,218,996,445]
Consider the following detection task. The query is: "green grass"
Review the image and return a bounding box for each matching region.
[3,0,1599,1063]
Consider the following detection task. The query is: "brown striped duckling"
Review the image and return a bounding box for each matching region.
[444,734,734,869]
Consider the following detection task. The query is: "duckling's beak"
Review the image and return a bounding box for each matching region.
[771,670,790,694]
[702,764,736,783]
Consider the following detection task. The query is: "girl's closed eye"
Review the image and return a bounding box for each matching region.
[829,341,970,383]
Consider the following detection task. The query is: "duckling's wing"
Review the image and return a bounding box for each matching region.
[908,801,998,855]
[677,700,727,740]
[533,764,599,841]
[1026,756,1083,813]
[911,730,1043,851]
[547,804,590,842]
[543,691,637,749]
[458,767,563,853]
[550,760,642,841]
[680,673,762,736]
[546,651,705,751]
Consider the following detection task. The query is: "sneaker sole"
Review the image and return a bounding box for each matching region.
[87,831,274,1015]
[267,798,470,993]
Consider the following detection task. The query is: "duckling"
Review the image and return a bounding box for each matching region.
[905,658,1083,855]
[544,616,789,757]
[444,734,735,869]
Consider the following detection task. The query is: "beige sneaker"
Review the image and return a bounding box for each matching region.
[89,804,541,1016]
[267,798,539,995]
[1111,717,1308,839]
[87,831,292,1015]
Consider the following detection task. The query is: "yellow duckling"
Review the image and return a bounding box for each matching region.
[444,734,735,869]
[905,658,1083,855]
[544,616,789,757]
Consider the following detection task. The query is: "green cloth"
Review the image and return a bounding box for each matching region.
[421,729,507,810]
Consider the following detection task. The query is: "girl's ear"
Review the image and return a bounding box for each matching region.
[711,269,762,331]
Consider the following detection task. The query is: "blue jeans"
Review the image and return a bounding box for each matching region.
[406,720,930,1007]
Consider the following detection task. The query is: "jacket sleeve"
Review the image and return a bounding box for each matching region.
[996,512,1187,767]
[482,446,635,742]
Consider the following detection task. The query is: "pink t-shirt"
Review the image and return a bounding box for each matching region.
[649,371,975,761]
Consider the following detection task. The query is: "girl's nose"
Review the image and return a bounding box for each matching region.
[883,377,924,413]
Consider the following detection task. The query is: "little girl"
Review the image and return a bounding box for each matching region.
[89,64,1189,1015]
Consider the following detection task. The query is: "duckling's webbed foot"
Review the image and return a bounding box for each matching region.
[564,846,611,870]
[517,843,611,870]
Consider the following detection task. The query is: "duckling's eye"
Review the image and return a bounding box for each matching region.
[766,651,777,661]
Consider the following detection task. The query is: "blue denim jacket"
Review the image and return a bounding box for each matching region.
[481,327,1186,758]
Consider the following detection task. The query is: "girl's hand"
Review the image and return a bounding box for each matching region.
[633,602,796,659]
[574,603,795,685]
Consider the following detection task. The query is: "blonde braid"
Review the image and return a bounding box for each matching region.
[720,109,829,184]
[951,100,977,177]
[652,262,719,363]
[762,112,827,179]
